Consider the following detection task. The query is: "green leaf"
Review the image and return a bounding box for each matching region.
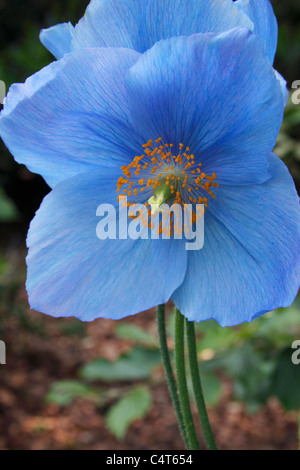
[0,187,19,222]
[270,348,300,411]
[0,255,8,276]
[195,319,238,351]
[254,304,300,344]
[106,386,152,440]
[46,380,98,407]
[199,370,222,406]
[115,323,157,348]
[206,344,275,411]
[80,347,161,382]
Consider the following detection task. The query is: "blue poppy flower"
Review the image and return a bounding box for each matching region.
[0,29,299,326]
[40,0,288,103]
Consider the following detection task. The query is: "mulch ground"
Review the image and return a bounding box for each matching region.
[0,279,298,451]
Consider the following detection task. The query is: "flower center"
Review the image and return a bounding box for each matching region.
[148,183,174,215]
[117,138,219,234]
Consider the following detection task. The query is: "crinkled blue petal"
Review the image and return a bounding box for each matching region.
[0,47,141,188]
[72,0,253,52]
[26,169,187,321]
[274,70,289,108]
[235,1,288,106]
[172,154,300,326]
[235,0,278,63]
[40,22,74,59]
[126,30,283,186]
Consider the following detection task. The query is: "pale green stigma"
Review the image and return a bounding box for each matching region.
[148,184,173,214]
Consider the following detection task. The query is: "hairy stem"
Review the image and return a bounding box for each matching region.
[185,319,217,450]
[174,309,200,450]
[156,305,188,448]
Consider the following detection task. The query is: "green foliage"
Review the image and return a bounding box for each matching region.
[195,320,239,351]
[45,300,300,443]
[274,0,300,85]
[80,347,161,382]
[207,345,275,413]
[46,344,157,441]
[46,380,99,407]
[197,302,300,412]
[59,320,87,337]
[0,187,19,222]
[115,323,158,348]
[0,255,8,277]
[270,348,300,411]
[0,25,51,89]
[106,386,152,440]
[254,303,300,345]
[276,97,300,190]
[0,1,89,221]
[197,369,222,407]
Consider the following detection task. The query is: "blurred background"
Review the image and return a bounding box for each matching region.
[0,0,299,450]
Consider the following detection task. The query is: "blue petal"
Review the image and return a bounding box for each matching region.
[126,30,283,186]
[172,154,300,326]
[72,0,253,52]
[236,0,278,63]
[26,170,187,321]
[0,47,141,188]
[274,70,289,108]
[235,2,288,106]
[40,22,74,59]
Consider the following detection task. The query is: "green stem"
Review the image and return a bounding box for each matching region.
[185,319,217,450]
[174,309,200,450]
[156,305,188,448]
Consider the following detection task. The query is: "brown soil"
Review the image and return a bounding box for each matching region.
[0,281,298,450]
